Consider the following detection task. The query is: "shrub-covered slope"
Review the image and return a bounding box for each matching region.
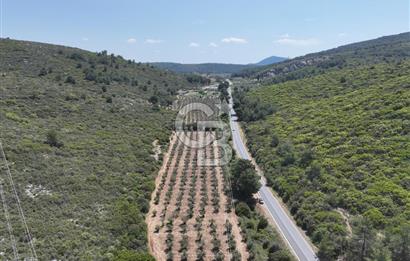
[236,32,410,83]
[233,34,410,260]
[0,39,195,260]
[152,62,255,74]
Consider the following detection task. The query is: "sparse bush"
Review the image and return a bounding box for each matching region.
[45,130,63,148]
[149,96,159,104]
[270,134,279,147]
[65,75,76,84]
[54,74,62,81]
[258,216,269,230]
[38,67,48,76]
[268,250,292,261]
[235,202,251,218]
[84,68,96,81]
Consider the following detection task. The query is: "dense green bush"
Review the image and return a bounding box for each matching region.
[226,157,292,260]
[268,250,292,261]
[235,201,293,260]
[149,95,158,104]
[233,90,275,122]
[113,250,155,261]
[65,75,76,84]
[230,159,261,201]
[185,74,211,85]
[45,130,64,148]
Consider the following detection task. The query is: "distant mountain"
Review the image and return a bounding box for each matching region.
[256,55,288,65]
[151,55,287,75]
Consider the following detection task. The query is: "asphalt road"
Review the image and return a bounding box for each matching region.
[227,81,318,261]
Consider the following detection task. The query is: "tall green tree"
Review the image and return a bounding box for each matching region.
[230,159,261,201]
[347,216,376,261]
[389,223,410,261]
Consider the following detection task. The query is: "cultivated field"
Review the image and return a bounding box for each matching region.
[147,99,248,261]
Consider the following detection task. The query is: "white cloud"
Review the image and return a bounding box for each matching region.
[275,36,320,46]
[82,37,89,41]
[338,33,347,38]
[145,39,162,44]
[279,33,290,38]
[221,37,248,44]
[209,42,218,47]
[189,42,200,47]
[127,38,137,44]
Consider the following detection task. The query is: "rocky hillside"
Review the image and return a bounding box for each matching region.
[236,32,410,83]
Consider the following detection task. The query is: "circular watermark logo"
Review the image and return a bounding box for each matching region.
[174,101,232,166]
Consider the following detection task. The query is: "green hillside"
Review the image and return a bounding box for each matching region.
[152,62,257,74]
[0,39,196,260]
[152,55,287,75]
[236,32,410,83]
[233,33,410,260]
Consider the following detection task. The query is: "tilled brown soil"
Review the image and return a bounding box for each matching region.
[147,131,248,261]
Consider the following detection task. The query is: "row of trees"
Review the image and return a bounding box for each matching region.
[185,74,211,85]
[229,159,294,260]
[151,131,250,260]
[218,80,230,102]
[214,78,293,259]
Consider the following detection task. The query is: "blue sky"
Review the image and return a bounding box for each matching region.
[1,0,409,63]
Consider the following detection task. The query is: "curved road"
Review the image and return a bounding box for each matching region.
[227,81,318,261]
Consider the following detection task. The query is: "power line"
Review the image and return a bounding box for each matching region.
[0,178,19,260]
[0,141,38,260]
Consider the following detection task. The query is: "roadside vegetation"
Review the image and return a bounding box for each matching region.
[229,159,294,261]
[211,82,294,260]
[233,33,410,261]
